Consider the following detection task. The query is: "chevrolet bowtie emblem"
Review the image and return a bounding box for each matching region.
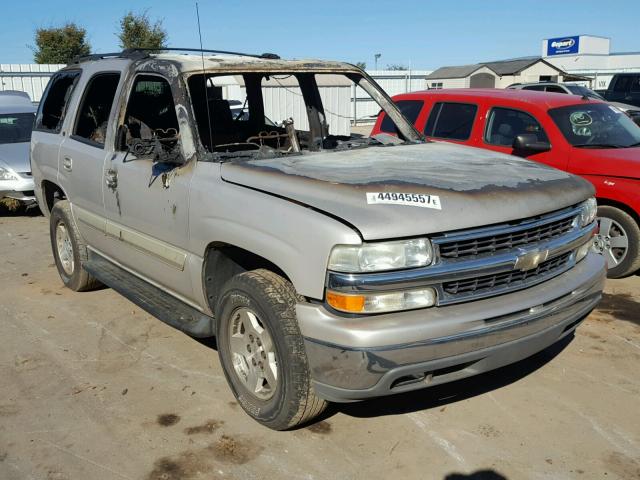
[514,249,549,271]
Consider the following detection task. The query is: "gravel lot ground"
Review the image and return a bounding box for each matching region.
[1,211,639,480]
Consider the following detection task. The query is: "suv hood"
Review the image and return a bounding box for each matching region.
[221,142,594,240]
[570,146,640,179]
[0,142,31,172]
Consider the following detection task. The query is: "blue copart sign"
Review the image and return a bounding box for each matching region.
[547,36,580,56]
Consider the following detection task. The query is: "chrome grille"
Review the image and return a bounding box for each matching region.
[443,251,573,297]
[438,215,575,259]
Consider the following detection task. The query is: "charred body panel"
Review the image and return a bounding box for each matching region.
[221,142,594,239]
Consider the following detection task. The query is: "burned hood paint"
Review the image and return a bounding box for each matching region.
[221,142,594,240]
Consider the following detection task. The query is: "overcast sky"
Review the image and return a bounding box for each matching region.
[1,0,639,69]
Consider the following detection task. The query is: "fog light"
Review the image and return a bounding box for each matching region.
[326,288,436,314]
[576,238,594,262]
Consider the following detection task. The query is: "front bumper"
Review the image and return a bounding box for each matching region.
[0,175,36,204]
[298,252,606,402]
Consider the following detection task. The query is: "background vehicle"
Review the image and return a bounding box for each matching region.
[598,73,640,108]
[31,50,604,430]
[507,82,640,126]
[373,89,640,278]
[0,91,37,209]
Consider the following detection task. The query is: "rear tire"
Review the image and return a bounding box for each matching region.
[594,205,640,278]
[216,269,327,430]
[49,200,101,291]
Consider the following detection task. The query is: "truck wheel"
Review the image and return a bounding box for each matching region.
[594,206,640,278]
[216,269,327,430]
[49,200,101,291]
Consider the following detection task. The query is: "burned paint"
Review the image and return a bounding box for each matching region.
[220,141,594,240]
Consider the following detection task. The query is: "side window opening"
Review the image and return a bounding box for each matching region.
[630,76,640,93]
[73,73,120,146]
[424,102,477,140]
[35,71,81,132]
[123,75,179,144]
[484,107,548,147]
[613,76,631,93]
[380,100,423,134]
[545,86,566,94]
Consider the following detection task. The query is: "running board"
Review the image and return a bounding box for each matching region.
[84,253,215,338]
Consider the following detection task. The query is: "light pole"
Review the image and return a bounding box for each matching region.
[374,53,381,71]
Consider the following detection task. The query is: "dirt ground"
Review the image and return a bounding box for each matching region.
[1,211,639,480]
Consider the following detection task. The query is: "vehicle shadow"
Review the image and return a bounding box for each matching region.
[444,470,508,480]
[329,333,573,420]
[0,203,42,217]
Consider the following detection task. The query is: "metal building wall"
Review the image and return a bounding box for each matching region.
[0,64,64,103]
[353,70,432,124]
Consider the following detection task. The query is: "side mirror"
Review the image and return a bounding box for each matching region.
[512,133,551,153]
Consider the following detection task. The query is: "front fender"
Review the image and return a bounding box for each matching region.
[188,162,361,300]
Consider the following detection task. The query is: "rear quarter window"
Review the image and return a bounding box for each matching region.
[380,100,423,133]
[35,71,81,133]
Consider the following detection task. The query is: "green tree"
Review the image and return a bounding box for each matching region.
[32,23,91,64]
[117,11,168,50]
[386,64,409,71]
[355,61,367,70]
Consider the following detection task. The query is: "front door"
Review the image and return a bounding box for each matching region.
[102,73,197,305]
[481,106,567,171]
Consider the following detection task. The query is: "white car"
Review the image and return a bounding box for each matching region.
[0,91,37,206]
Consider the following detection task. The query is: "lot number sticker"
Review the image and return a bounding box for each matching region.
[366,192,441,210]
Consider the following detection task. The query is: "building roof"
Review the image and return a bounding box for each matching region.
[426,57,566,80]
[425,64,485,79]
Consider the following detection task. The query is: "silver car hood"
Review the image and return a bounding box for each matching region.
[0,142,31,173]
[221,142,594,240]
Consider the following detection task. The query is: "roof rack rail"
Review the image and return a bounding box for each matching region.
[71,48,280,64]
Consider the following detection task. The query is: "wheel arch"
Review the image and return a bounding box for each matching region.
[41,180,68,216]
[202,242,295,315]
[596,196,639,225]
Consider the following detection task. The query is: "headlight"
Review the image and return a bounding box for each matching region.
[328,238,433,273]
[0,167,18,181]
[579,198,597,227]
[576,237,594,262]
[326,287,436,314]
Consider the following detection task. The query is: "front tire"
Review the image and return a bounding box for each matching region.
[49,200,101,291]
[594,205,640,278]
[216,269,326,430]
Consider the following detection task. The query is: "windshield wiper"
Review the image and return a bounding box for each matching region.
[573,143,625,149]
[626,141,640,148]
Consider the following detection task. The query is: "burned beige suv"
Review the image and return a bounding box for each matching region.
[31,48,605,430]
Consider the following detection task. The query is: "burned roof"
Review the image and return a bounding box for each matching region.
[69,49,360,75]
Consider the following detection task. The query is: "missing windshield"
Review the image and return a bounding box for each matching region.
[186,71,421,160]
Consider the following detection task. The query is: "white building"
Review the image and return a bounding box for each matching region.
[542,35,640,90]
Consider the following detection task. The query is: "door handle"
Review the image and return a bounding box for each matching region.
[105,169,118,189]
[62,156,73,171]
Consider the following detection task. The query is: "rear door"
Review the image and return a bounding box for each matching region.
[31,70,81,204]
[423,101,478,145]
[57,70,122,250]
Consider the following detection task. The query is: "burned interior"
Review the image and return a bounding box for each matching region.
[185,71,420,159]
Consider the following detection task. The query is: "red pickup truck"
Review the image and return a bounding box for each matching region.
[372,89,640,278]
